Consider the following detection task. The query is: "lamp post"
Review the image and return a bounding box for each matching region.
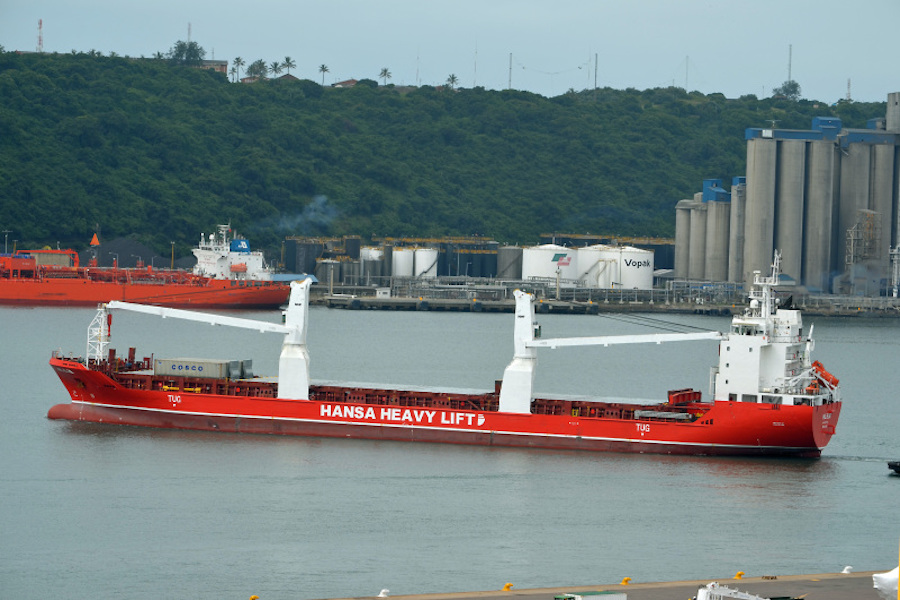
[131,254,142,268]
[2,230,10,254]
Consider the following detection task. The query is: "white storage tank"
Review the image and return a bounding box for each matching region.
[414,247,439,278]
[522,244,578,284]
[391,248,414,277]
[360,247,383,261]
[599,246,653,290]
[576,244,617,288]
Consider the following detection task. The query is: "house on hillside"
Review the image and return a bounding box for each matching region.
[332,79,358,88]
[197,59,227,74]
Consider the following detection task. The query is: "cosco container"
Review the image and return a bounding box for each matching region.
[154,358,232,379]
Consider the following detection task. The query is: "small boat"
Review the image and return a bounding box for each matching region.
[888,462,900,475]
[47,252,842,457]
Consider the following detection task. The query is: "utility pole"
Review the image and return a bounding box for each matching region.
[508,53,512,90]
[2,230,10,254]
[788,44,792,82]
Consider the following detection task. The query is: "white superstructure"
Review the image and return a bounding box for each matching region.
[712,251,839,407]
[192,224,273,281]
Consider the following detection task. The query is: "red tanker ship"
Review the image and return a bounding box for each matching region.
[1,227,290,309]
[48,253,842,457]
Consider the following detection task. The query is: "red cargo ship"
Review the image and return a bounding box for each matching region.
[48,253,842,457]
[1,230,290,308]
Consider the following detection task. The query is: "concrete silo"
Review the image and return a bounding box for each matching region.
[688,200,707,280]
[872,143,895,273]
[704,200,730,282]
[742,137,778,284]
[837,144,871,268]
[674,199,694,279]
[803,141,839,292]
[887,92,900,132]
[728,178,746,283]
[774,140,806,282]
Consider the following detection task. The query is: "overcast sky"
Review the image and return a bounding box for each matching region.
[2,0,897,103]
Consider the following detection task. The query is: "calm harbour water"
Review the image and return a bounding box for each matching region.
[1,304,899,600]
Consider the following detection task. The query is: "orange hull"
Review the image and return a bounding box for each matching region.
[0,277,289,308]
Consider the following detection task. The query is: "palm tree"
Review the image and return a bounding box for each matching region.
[246,59,268,80]
[229,65,237,82]
[270,61,283,77]
[233,56,245,81]
[318,64,329,85]
[446,73,458,90]
[379,67,392,85]
[283,56,296,75]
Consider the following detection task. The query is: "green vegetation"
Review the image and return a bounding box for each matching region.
[0,50,886,257]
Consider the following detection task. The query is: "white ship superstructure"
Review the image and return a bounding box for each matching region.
[192,224,273,281]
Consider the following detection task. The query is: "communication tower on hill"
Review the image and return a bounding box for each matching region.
[37,19,43,53]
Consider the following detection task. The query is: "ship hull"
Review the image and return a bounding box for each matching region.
[0,279,289,308]
[48,358,840,457]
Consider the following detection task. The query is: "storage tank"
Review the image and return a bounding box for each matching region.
[742,137,777,285]
[382,244,393,277]
[727,180,746,283]
[775,140,806,282]
[674,199,694,279]
[361,258,382,283]
[414,248,439,278]
[360,247,383,261]
[522,244,578,283]
[342,259,361,285]
[600,246,653,290]
[576,244,615,288]
[704,200,730,282]
[343,236,361,259]
[391,247,414,277]
[497,246,523,279]
[482,250,498,278]
[803,140,838,292]
[314,259,340,285]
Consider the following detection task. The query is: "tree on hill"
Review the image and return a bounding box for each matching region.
[246,59,268,79]
[269,61,283,77]
[167,40,205,65]
[318,64,329,85]
[283,57,296,75]
[772,80,801,101]
[379,67,392,85]
[233,56,245,80]
[446,74,458,90]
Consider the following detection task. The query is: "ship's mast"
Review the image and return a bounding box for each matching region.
[86,305,111,364]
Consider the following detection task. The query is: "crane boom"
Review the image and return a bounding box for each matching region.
[106,301,291,334]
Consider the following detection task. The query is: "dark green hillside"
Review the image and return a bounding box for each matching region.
[0,51,885,257]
